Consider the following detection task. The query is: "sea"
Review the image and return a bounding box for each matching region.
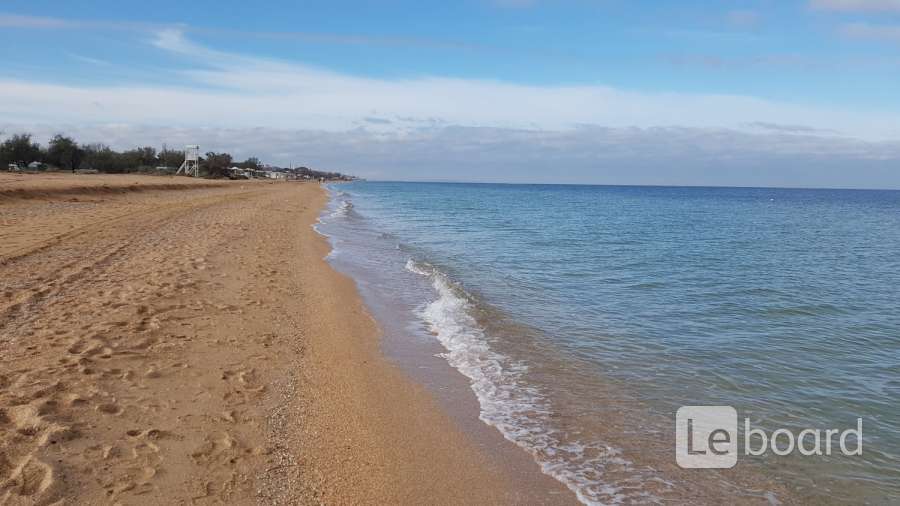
[315,182,900,505]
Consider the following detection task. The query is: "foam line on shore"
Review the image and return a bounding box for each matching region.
[318,183,664,504]
[405,258,664,506]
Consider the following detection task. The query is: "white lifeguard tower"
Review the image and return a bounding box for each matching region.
[177,145,200,177]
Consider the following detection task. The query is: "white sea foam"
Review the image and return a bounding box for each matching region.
[312,217,327,236]
[405,258,664,506]
[319,182,661,504]
[330,199,353,218]
[313,189,343,255]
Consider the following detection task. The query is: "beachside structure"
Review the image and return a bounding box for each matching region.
[223,166,309,181]
[177,145,200,177]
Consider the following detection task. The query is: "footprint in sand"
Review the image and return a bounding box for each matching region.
[96,402,123,416]
[2,455,57,499]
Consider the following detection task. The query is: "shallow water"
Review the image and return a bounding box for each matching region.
[317,182,900,504]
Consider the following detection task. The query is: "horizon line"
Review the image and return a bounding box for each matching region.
[353,179,900,192]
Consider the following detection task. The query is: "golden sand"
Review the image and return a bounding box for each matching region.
[0,173,545,504]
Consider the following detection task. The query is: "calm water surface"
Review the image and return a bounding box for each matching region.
[317,182,900,505]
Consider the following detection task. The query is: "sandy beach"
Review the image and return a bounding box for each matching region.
[4,2,897,502]
[0,173,558,504]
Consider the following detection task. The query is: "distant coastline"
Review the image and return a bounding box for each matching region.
[1,132,355,181]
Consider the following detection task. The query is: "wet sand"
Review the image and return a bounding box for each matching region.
[0,173,566,504]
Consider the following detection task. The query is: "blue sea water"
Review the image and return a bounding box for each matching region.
[317,182,900,505]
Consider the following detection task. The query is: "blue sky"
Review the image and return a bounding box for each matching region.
[2,0,900,187]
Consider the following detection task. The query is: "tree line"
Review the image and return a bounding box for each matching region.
[0,133,351,180]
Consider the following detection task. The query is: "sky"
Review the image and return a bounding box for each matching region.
[1,0,900,187]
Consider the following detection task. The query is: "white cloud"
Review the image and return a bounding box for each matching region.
[4,122,898,187]
[1,29,898,142]
[65,52,112,66]
[744,122,837,134]
[2,28,900,187]
[840,22,900,41]
[0,13,486,52]
[810,0,900,11]
[0,13,75,28]
[0,12,151,31]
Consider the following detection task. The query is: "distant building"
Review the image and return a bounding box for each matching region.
[227,166,254,179]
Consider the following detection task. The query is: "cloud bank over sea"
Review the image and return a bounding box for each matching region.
[2,20,899,187]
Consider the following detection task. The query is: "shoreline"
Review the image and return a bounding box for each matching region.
[286,182,572,504]
[314,181,805,505]
[0,173,810,504]
[312,184,578,504]
[0,173,563,504]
